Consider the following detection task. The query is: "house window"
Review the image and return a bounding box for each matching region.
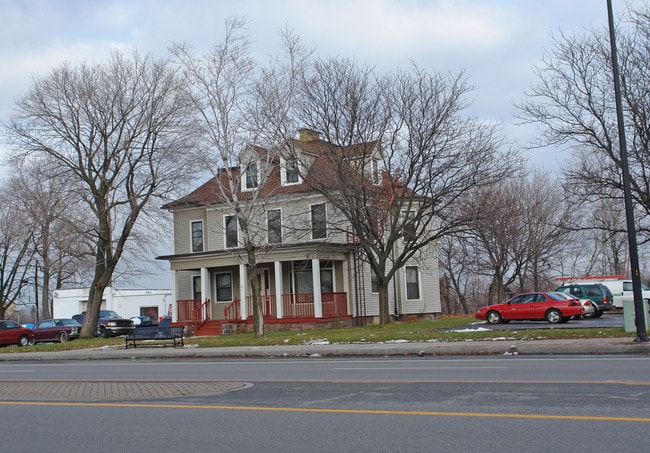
[294,261,313,294]
[370,266,379,293]
[225,215,238,248]
[311,203,327,239]
[405,266,420,300]
[191,220,204,253]
[285,157,300,184]
[292,260,333,293]
[371,159,380,184]
[320,260,333,293]
[245,162,258,189]
[267,209,282,244]
[216,273,233,302]
[403,211,416,243]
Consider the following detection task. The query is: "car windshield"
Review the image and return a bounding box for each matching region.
[547,292,569,301]
[56,319,81,326]
[99,311,121,318]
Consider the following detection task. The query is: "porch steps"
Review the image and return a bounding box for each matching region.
[194,320,225,336]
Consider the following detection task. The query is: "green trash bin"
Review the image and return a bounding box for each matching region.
[623,298,649,333]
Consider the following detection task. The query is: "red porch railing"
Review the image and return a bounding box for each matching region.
[223,292,348,321]
[177,299,210,323]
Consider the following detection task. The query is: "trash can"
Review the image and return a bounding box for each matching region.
[623,299,649,333]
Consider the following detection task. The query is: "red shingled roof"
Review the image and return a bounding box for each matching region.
[162,137,379,210]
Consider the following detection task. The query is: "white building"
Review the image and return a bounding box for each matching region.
[53,287,173,321]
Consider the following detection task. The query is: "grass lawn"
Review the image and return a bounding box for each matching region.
[0,315,632,354]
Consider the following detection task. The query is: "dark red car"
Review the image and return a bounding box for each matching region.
[475,292,584,324]
[32,319,81,343]
[0,320,35,347]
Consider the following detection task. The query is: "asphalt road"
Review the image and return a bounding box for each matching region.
[1,355,648,452]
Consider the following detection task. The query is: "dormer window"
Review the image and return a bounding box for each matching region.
[281,156,302,185]
[286,158,300,183]
[244,162,258,190]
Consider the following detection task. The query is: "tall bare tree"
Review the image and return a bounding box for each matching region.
[5,51,197,338]
[171,19,309,336]
[293,60,517,324]
[5,157,95,319]
[0,184,35,319]
[517,5,650,246]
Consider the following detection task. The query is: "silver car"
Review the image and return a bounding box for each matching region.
[552,292,595,319]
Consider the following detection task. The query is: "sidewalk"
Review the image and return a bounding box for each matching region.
[1,337,649,361]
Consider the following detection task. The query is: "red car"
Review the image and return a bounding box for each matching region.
[475,292,584,324]
[32,319,81,343]
[0,320,35,347]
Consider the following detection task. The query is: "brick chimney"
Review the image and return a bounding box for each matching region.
[298,128,320,142]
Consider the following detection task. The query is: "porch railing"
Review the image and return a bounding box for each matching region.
[222,292,348,321]
[177,299,210,323]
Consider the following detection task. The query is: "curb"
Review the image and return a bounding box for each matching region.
[0,337,648,361]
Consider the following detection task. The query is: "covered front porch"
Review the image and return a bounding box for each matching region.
[171,253,357,334]
[177,292,351,335]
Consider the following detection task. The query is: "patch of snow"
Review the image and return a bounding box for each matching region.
[451,327,491,333]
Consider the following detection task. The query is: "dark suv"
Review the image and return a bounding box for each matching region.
[554,283,615,318]
[72,310,135,337]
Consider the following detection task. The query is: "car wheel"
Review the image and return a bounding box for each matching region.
[100,327,109,338]
[58,332,69,343]
[546,309,562,324]
[592,310,603,318]
[17,335,30,347]
[486,310,502,324]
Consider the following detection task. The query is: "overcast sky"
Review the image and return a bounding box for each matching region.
[1,0,644,173]
[0,0,643,288]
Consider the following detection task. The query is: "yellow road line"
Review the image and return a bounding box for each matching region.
[1,401,649,423]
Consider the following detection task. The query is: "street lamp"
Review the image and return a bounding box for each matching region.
[606,0,648,342]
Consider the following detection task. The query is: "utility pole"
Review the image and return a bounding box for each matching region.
[606,0,648,342]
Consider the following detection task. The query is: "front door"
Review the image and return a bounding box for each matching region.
[255,269,272,315]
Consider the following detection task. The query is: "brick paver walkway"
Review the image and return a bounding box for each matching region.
[0,381,248,401]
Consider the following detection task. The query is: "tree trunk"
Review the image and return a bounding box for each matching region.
[378,283,391,324]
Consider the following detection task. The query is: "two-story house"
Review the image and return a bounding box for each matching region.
[158,130,441,334]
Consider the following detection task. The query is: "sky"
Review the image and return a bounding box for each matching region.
[0,0,643,287]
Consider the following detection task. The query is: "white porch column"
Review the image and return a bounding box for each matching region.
[239,263,248,319]
[342,257,351,315]
[274,261,284,318]
[200,267,211,319]
[170,270,178,322]
[312,258,323,318]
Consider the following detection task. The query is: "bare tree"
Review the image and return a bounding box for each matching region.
[448,173,573,307]
[5,51,197,338]
[4,157,95,319]
[293,59,517,324]
[171,19,309,336]
[517,5,650,245]
[0,184,35,319]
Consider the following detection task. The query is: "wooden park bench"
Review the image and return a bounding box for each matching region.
[124,325,185,349]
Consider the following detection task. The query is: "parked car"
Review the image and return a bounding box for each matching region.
[554,283,615,317]
[475,292,584,324]
[32,319,81,343]
[554,293,595,319]
[130,316,157,327]
[72,310,135,338]
[0,320,35,347]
